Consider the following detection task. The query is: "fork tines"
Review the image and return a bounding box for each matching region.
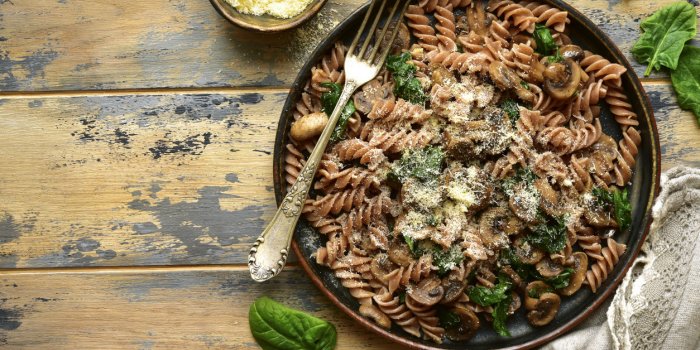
[348,0,411,65]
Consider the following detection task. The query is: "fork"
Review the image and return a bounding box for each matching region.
[248,0,411,282]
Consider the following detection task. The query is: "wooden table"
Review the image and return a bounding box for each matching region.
[0,0,698,348]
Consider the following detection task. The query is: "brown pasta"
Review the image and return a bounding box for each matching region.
[519,1,569,32]
[585,238,627,293]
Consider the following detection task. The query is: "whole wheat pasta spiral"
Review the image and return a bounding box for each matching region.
[519,1,569,32]
[585,238,627,292]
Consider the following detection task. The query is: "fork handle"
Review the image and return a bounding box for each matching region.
[249,80,359,282]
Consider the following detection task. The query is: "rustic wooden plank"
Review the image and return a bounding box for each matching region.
[0,267,396,349]
[0,0,696,91]
[0,83,696,268]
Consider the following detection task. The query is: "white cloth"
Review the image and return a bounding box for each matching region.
[542,167,700,350]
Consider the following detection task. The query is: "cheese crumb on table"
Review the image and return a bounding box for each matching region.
[223,0,314,19]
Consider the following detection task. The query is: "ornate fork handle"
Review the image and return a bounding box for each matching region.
[249,81,358,282]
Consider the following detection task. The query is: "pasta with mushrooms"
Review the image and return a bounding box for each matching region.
[284,0,638,343]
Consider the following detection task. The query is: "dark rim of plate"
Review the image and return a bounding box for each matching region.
[272,1,661,349]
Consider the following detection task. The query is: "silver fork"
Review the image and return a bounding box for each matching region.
[248,0,410,282]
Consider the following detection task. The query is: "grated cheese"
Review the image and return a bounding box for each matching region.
[223,0,314,19]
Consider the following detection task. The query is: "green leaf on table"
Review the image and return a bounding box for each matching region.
[671,46,700,124]
[320,82,356,142]
[249,296,337,350]
[631,1,697,76]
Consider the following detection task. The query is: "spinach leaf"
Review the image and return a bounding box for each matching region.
[591,186,614,208]
[320,82,357,142]
[467,275,512,307]
[527,215,568,253]
[547,48,564,63]
[547,268,574,289]
[391,146,445,184]
[398,292,407,304]
[492,298,511,337]
[613,188,632,233]
[500,99,520,125]
[671,46,700,124]
[527,284,554,299]
[386,52,427,104]
[533,24,557,56]
[438,309,461,329]
[403,234,417,255]
[249,296,337,350]
[631,2,697,76]
[433,245,464,276]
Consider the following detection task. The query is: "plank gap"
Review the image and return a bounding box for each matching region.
[0,263,301,275]
[0,86,291,99]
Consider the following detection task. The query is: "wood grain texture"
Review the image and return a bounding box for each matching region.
[0,85,697,269]
[0,0,696,92]
[0,267,395,349]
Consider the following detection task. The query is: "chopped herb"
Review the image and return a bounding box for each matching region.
[527,215,568,253]
[547,48,564,63]
[438,309,461,329]
[613,188,632,233]
[547,268,574,289]
[500,99,520,125]
[502,167,537,193]
[427,214,441,227]
[527,284,554,299]
[386,52,428,104]
[432,245,464,276]
[533,24,557,56]
[320,82,357,142]
[520,81,530,90]
[592,187,613,207]
[391,146,445,184]
[398,292,406,304]
[403,235,417,255]
[493,298,511,337]
[467,275,512,307]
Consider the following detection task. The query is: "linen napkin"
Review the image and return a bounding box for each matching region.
[541,167,700,350]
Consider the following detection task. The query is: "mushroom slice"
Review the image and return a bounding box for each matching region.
[479,207,515,248]
[353,80,384,114]
[534,178,559,217]
[536,257,565,278]
[388,240,414,267]
[559,252,588,296]
[489,61,535,103]
[407,277,445,307]
[513,237,545,265]
[527,292,561,326]
[290,112,328,142]
[524,281,552,310]
[359,304,391,329]
[507,291,522,315]
[370,253,397,282]
[543,58,581,100]
[445,306,480,341]
[500,265,524,291]
[431,65,457,87]
[440,275,468,304]
[560,44,584,62]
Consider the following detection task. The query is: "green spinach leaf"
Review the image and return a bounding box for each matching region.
[386,52,427,104]
[613,188,632,233]
[533,24,557,56]
[547,268,575,289]
[492,298,511,337]
[631,2,697,76]
[500,99,520,125]
[433,245,464,276]
[438,309,461,329]
[391,146,445,184]
[320,82,357,142]
[467,275,512,307]
[671,46,700,124]
[249,296,337,350]
[527,215,568,253]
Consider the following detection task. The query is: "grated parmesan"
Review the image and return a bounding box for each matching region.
[223,0,314,19]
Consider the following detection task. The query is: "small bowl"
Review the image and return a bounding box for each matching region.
[210,0,329,32]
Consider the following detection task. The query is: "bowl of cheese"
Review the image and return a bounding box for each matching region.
[210,0,329,32]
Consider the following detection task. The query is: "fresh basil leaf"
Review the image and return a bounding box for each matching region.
[492,298,511,337]
[467,275,512,306]
[527,215,568,253]
[613,188,632,233]
[320,82,356,142]
[249,296,337,350]
[671,46,700,124]
[386,52,427,104]
[631,1,697,76]
[533,24,557,56]
[547,268,575,289]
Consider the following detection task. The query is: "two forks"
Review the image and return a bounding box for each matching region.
[249,0,411,282]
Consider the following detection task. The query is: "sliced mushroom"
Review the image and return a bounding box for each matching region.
[443,164,494,213]
[524,281,552,310]
[543,58,581,100]
[514,237,545,264]
[371,253,397,282]
[500,265,524,291]
[489,61,535,103]
[479,207,520,248]
[431,65,457,87]
[359,304,391,329]
[560,44,584,62]
[536,257,565,278]
[440,276,468,304]
[455,14,470,34]
[559,252,588,296]
[388,240,414,267]
[507,291,522,315]
[509,183,541,224]
[290,112,328,142]
[407,277,444,306]
[527,292,561,326]
[584,204,616,228]
[393,23,411,53]
[445,306,480,341]
[353,80,386,114]
[534,178,559,216]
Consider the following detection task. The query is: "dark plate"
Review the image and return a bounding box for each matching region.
[272,1,661,349]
